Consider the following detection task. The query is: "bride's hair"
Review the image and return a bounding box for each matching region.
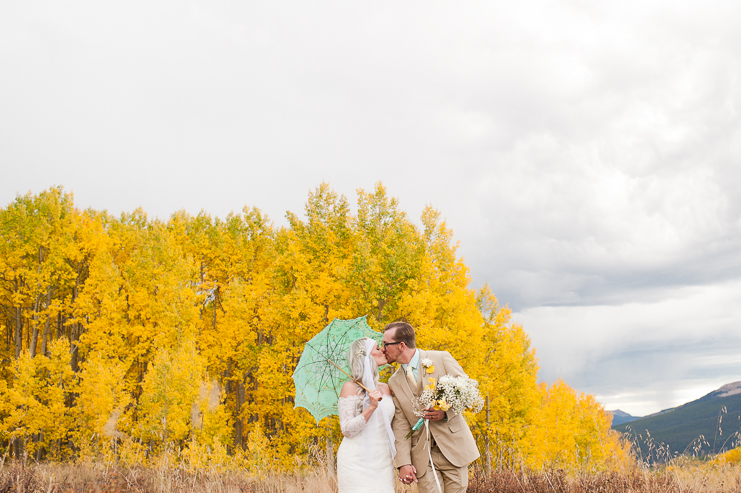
[347,337,379,398]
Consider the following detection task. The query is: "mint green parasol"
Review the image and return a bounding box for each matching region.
[292,316,383,424]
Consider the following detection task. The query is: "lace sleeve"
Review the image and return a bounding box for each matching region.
[338,397,367,438]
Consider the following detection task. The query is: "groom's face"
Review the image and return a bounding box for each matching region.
[382,329,402,363]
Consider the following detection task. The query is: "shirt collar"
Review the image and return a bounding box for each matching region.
[403,349,420,370]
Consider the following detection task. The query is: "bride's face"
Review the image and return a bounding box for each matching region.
[371,343,388,366]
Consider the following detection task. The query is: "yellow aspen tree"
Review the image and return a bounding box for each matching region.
[111,211,200,391]
[18,188,77,360]
[0,193,32,361]
[348,183,424,327]
[398,206,483,370]
[573,391,631,470]
[168,208,275,452]
[473,284,540,472]
[0,190,72,360]
[74,248,130,362]
[0,349,42,458]
[219,209,275,451]
[0,188,84,458]
[268,184,357,465]
[189,379,232,457]
[63,207,110,368]
[74,350,131,460]
[0,339,75,460]
[35,339,76,459]
[137,339,204,448]
[526,379,580,469]
[528,378,632,471]
[525,379,627,471]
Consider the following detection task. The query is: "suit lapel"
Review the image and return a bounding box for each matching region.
[392,349,432,402]
[393,365,416,402]
[416,349,427,392]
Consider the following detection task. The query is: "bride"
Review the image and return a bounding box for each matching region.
[337,337,396,492]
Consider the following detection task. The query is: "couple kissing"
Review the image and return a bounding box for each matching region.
[336,322,479,493]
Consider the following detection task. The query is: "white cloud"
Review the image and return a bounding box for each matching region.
[1,0,740,414]
[515,279,741,415]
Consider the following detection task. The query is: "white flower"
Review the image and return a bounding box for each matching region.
[421,358,433,368]
[411,373,484,417]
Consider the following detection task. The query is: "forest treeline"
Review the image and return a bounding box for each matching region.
[0,184,629,471]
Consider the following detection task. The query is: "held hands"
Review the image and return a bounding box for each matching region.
[399,464,417,484]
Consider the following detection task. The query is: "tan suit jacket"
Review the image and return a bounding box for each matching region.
[389,349,480,477]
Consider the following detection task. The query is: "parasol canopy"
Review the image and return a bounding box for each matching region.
[292,316,383,424]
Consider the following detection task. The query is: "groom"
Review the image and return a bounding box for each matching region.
[382,322,480,493]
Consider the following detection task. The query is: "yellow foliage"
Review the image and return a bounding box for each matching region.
[711,446,741,465]
[0,339,75,459]
[74,351,131,459]
[0,184,628,472]
[137,340,204,445]
[526,379,631,471]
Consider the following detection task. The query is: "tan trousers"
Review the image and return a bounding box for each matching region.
[416,441,468,493]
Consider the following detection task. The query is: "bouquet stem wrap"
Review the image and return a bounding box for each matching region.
[424,419,443,493]
[404,417,425,439]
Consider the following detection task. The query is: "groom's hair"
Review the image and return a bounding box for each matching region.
[383,322,416,349]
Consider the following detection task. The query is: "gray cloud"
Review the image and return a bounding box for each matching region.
[515,279,741,414]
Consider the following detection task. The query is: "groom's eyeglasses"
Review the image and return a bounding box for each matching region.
[382,341,402,349]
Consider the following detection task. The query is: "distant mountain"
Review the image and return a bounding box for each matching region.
[690,381,741,403]
[612,381,741,463]
[610,409,642,426]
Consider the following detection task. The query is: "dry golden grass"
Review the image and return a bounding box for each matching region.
[467,462,741,493]
[0,462,342,493]
[2,461,741,493]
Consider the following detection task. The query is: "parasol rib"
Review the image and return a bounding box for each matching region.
[292,317,385,423]
[324,355,380,398]
[305,341,381,399]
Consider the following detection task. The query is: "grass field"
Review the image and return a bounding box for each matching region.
[613,392,741,461]
[2,462,741,493]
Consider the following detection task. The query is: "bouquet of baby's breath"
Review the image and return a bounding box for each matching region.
[405,374,484,439]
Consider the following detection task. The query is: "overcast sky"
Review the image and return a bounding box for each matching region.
[2,0,740,416]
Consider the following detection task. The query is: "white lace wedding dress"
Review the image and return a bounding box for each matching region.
[336,394,396,492]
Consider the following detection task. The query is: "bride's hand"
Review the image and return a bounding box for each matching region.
[368,389,382,408]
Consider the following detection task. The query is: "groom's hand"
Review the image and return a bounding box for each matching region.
[423,408,446,421]
[399,464,417,484]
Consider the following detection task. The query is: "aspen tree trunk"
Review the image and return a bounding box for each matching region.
[30,294,40,357]
[326,434,335,478]
[212,286,219,333]
[70,321,79,371]
[234,378,245,449]
[40,288,52,356]
[70,257,91,372]
[13,435,24,461]
[376,299,386,321]
[163,377,169,445]
[15,304,22,358]
[13,276,23,357]
[30,246,45,357]
[70,280,79,372]
[485,394,492,476]
[35,433,43,461]
[225,359,232,395]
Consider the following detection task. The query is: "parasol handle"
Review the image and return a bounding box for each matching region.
[325,357,382,401]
